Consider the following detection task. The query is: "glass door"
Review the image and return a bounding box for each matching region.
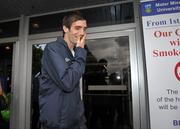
[0,42,14,129]
[83,30,137,129]
[28,38,56,129]
[28,29,139,129]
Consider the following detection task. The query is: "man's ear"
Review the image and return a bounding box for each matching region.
[63,26,69,33]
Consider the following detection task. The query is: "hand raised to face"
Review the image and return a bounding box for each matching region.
[76,33,86,48]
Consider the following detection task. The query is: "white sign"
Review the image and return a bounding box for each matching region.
[141,0,180,129]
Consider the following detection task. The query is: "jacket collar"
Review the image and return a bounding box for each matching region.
[57,37,74,58]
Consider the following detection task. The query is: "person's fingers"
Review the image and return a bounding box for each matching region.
[81,33,86,42]
[77,36,81,43]
[76,34,86,48]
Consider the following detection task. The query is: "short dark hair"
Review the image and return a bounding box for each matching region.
[62,11,85,36]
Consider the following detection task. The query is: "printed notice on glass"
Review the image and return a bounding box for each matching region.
[141,0,180,129]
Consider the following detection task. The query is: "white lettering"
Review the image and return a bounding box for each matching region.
[155,2,169,7]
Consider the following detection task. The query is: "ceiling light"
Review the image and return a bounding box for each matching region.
[32,23,39,28]
[5,46,10,50]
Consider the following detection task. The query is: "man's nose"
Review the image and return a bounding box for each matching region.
[79,28,85,35]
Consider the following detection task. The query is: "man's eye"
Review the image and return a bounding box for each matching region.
[75,26,81,30]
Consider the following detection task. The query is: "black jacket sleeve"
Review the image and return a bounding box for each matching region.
[42,45,87,92]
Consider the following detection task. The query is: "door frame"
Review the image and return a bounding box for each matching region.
[27,27,140,129]
[86,30,140,129]
[0,38,18,129]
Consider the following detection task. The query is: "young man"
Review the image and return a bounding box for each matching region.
[39,11,87,129]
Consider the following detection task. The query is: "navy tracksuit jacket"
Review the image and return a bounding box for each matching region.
[39,37,87,129]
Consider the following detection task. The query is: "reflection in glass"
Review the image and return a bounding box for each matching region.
[0,21,19,38]
[83,36,133,129]
[29,2,134,34]
[31,44,45,129]
[0,43,13,129]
